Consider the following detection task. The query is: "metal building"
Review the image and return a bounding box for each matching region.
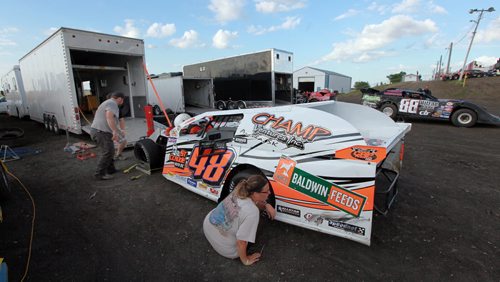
[293,67,352,93]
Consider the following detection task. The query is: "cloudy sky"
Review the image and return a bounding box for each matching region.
[0,0,498,86]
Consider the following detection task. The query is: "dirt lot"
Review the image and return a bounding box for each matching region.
[1,78,499,281]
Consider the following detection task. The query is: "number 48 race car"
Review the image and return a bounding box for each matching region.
[361,88,500,127]
[135,101,411,245]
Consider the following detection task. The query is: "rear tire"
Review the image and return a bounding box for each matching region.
[226,100,237,110]
[380,103,398,119]
[451,108,477,127]
[218,168,275,210]
[47,115,54,132]
[153,105,162,116]
[309,98,318,103]
[215,100,226,110]
[237,100,247,109]
[43,115,50,130]
[134,139,165,169]
[52,117,60,134]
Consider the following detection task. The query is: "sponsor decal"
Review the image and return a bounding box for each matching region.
[274,157,367,217]
[277,205,301,217]
[169,149,188,169]
[327,220,366,236]
[361,95,381,103]
[187,178,197,188]
[198,182,208,190]
[336,145,386,163]
[233,137,247,144]
[251,113,331,150]
[209,187,219,195]
[304,213,324,225]
[187,146,236,186]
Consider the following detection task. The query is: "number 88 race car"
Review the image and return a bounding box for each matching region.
[361,88,500,127]
[135,101,411,245]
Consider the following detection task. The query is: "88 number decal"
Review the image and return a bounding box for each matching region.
[188,146,236,186]
[399,99,420,114]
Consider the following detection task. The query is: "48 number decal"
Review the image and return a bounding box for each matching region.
[399,99,420,114]
[187,146,236,186]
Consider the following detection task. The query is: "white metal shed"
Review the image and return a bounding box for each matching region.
[293,67,352,93]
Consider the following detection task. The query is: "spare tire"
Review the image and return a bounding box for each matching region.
[134,139,165,170]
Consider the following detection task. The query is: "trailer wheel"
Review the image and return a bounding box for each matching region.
[0,162,11,200]
[215,100,226,110]
[47,115,54,132]
[380,103,398,119]
[43,115,50,130]
[226,100,237,110]
[237,100,247,109]
[451,108,477,127]
[134,139,165,170]
[153,105,162,116]
[52,117,60,134]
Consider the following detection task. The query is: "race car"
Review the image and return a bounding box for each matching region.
[361,88,500,127]
[134,101,411,245]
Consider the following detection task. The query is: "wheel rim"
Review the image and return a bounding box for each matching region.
[458,113,472,124]
[382,107,394,116]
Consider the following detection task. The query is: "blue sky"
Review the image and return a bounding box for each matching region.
[1,0,499,86]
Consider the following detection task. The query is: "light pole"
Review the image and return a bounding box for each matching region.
[459,7,495,81]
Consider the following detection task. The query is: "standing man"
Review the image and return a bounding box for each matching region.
[90,92,125,180]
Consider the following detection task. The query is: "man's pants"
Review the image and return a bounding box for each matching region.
[91,129,116,176]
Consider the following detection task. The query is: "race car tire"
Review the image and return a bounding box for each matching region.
[0,162,11,200]
[153,105,162,116]
[309,98,318,103]
[226,100,237,110]
[451,108,477,127]
[134,138,165,170]
[215,100,226,110]
[380,103,398,119]
[51,117,60,134]
[218,168,276,210]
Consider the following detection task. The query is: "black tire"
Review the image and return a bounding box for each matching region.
[0,162,11,200]
[380,103,398,119]
[153,105,162,116]
[237,100,247,109]
[134,139,165,169]
[226,100,237,110]
[51,116,60,134]
[309,98,318,103]
[451,108,477,127]
[218,168,276,210]
[47,115,54,132]
[215,100,226,110]
[43,115,50,130]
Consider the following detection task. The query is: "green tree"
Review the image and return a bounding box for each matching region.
[386,71,406,84]
[354,81,370,90]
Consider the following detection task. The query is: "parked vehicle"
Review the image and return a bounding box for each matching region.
[0,96,8,114]
[19,27,149,144]
[361,88,500,127]
[304,89,338,102]
[135,101,411,245]
[1,65,28,118]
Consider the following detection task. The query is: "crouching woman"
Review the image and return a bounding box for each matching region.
[203,175,276,266]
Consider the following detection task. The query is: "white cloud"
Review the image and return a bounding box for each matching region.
[255,0,306,13]
[146,23,176,38]
[169,30,200,48]
[248,16,301,35]
[475,17,500,43]
[43,27,59,36]
[0,38,16,46]
[474,56,498,67]
[318,15,438,63]
[392,0,420,14]
[146,44,157,49]
[368,2,388,15]
[114,19,140,38]
[212,29,238,49]
[0,27,19,47]
[209,0,245,24]
[334,9,360,21]
[428,1,447,14]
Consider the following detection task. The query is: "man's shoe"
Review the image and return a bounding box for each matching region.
[95,174,114,180]
[107,167,117,174]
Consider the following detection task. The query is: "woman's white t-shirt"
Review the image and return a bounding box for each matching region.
[203,194,260,259]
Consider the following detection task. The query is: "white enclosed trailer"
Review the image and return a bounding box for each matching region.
[19,27,149,144]
[1,65,28,118]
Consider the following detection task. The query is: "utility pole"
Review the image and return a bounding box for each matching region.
[437,55,442,80]
[459,7,495,81]
[445,42,453,74]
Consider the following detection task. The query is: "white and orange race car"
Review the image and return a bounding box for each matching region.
[135,101,411,245]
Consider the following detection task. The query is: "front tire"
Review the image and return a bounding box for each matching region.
[134,139,165,169]
[380,103,398,119]
[451,108,477,127]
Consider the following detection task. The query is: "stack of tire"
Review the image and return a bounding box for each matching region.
[214,100,247,110]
